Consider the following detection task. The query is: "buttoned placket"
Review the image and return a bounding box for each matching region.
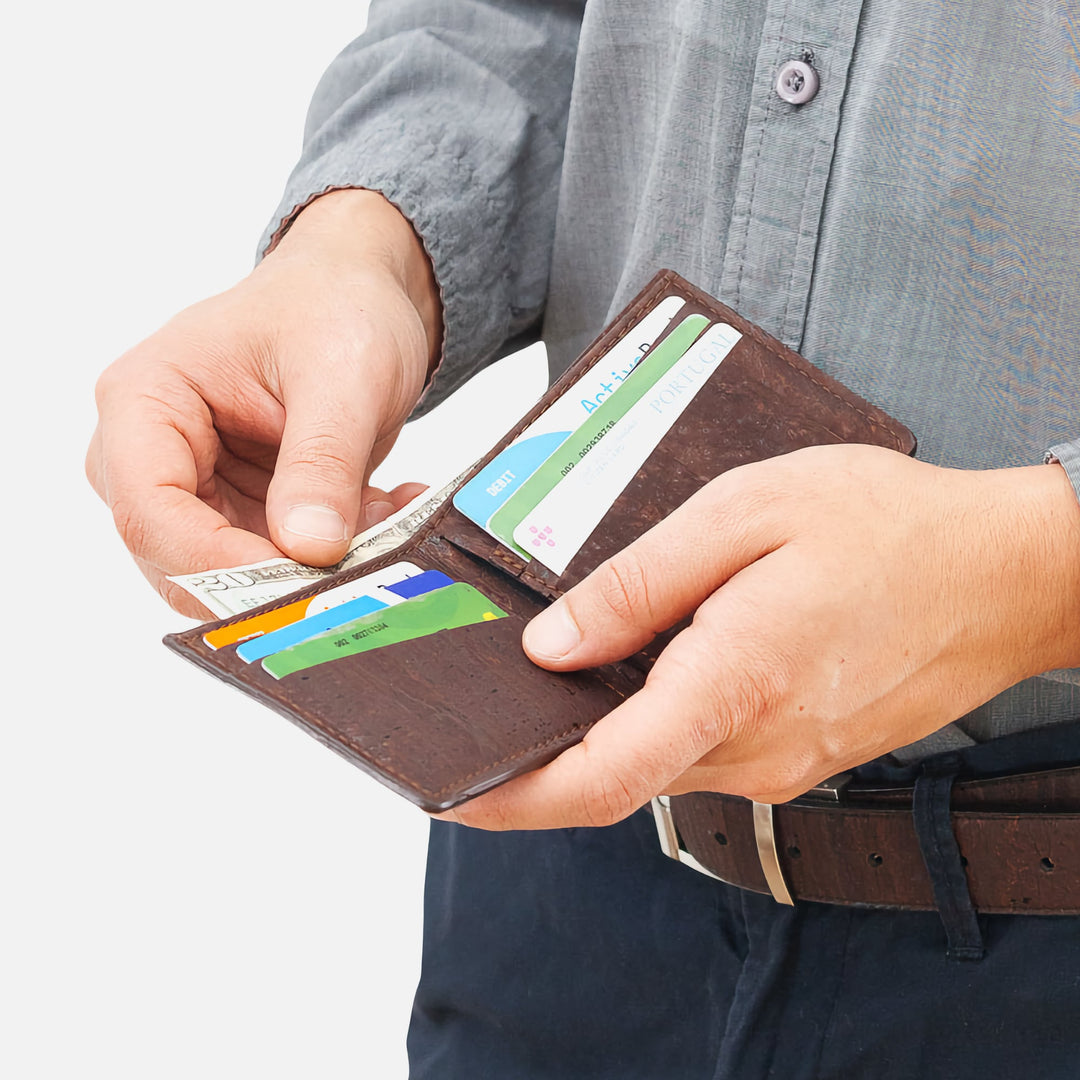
[718,0,867,351]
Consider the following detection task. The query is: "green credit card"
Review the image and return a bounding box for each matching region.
[487,313,710,556]
[262,582,508,679]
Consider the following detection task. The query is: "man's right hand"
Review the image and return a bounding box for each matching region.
[86,189,443,619]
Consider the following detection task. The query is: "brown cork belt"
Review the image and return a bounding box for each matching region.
[652,765,1080,915]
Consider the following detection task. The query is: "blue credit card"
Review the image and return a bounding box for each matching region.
[236,569,455,663]
[384,569,455,599]
[452,296,689,539]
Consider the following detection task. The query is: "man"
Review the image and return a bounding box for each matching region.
[88,2,1080,1076]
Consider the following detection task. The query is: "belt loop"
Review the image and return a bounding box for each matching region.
[752,801,795,905]
[912,753,985,961]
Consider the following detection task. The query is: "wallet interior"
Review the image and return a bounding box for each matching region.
[165,270,915,811]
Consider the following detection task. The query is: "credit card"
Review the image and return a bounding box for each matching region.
[514,323,742,574]
[452,296,687,538]
[487,313,711,556]
[262,582,507,680]
[235,569,455,664]
[202,561,423,650]
[383,569,455,600]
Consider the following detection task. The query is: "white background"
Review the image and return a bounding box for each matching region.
[4,3,547,1076]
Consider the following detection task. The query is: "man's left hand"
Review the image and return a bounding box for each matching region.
[440,443,1080,830]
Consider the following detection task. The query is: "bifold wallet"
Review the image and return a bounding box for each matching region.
[165,270,915,812]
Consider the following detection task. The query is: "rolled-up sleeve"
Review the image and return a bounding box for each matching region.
[1042,437,1080,687]
[1049,438,1080,508]
[259,0,586,410]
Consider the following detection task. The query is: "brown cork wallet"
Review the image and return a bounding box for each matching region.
[164,270,915,812]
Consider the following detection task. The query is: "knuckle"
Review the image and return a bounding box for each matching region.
[701,637,784,737]
[682,711,724,757]
[740,780,811,805]
[280,434,359,485]
[580,771,638,828]
[724,663,778,732]
[158,576,206,619]
[111,498,151,556]
[93,360,128,408]
[460,788,520,832]
[644,662,722,754]
[700,460,789,535]
[593,549,654,627]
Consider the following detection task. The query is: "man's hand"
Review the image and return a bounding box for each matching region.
[443,444,1080,830]
[86,190,442,618]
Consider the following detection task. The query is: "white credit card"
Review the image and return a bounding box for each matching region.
[200,560,425,651]
[306,562,424,614]
[451,295,687,540]
[232,560,430,663]
[513,322,743,575]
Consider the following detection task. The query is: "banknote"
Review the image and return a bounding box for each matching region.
[168,472,468,618]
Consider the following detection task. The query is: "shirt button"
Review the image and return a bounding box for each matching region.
[775,59,819,105]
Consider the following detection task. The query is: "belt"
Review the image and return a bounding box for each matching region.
[652,765,1080,914]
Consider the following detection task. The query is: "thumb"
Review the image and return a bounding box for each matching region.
[522,470,788,670]
[265,377,380,565]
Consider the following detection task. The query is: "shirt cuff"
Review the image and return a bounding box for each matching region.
[1047,438,1080,507]
[1041,438,1080,685]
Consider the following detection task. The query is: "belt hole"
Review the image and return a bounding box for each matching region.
[1041,857,1055,872]
[867,852,884,867]
[787,845,801,859]
[959,855,968,868]
[713,831,728,846]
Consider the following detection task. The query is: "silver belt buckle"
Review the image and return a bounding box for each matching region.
[650,795,728,883]
[651,776,852,906]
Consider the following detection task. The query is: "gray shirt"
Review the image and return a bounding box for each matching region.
[261,0,1080,757]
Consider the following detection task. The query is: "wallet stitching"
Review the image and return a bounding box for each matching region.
[182,266,902,633]
[171,268,913,804]
[510,277,909,594]
[246,635,636,798]
[420,666,635,797]
[430,724,592,794]
[435,271,679,600]
[282,681,623,801]
[679,278,909,450]
[358,272,681,606]
[453,269,677,496]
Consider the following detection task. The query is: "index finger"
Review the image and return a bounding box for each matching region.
[98,388,281,574]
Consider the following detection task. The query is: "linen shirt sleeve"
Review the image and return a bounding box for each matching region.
[1049,438,1080,508]
[258,0,587,412]
[1041,437,1080,687]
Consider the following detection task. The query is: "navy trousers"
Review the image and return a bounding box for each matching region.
[408,810,1080,1079]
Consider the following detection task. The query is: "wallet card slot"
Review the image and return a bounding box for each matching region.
[513,305,917,591]
[517,443,711,594]
[168,598,642,812]
[433,505,566,602]
[166,533,646,810]
[436,274,709,553]
[164,268,916,812]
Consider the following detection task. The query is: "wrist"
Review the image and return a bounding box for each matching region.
[271,188,443,377]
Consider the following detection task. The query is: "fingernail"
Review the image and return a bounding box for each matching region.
[282,504,347,543]
[360,499,396,530]
[523,605,582,662]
